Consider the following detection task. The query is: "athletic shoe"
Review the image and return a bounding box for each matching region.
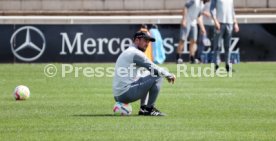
[226,64,235,72]
[138,105,146,115]
[177,58,183,64]
[144,106,166,116]
[194,59,200,64]
[190,56,196,64]
[215,64,219,71]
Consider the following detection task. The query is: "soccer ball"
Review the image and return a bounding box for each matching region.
[13,85,30,100]
[113,102,132,116]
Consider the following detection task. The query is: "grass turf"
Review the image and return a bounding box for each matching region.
[0,63,276,140]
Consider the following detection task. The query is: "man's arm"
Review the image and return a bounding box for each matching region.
[202,2,211,18]
[210,0,220,30]
[210,0,217,21]
[197,15,206,35]
[181,8,187,27]
[202,11,211,18]
[232,4,239,32]
[181,0,194,27]
[133,54,175,83]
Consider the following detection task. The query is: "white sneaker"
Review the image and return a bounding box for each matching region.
[177,58,183,64]
[195,59,200,64]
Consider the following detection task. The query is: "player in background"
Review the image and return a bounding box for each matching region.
[196,0,214,62]
[176,0,206,64]
[139,24,153,61]
[149,24,166,64]
[210,0,239,72]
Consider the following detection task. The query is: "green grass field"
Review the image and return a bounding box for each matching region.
[0,63,276,141]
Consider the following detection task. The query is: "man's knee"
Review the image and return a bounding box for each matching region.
[148,75,163,84]
[154,76,163,85]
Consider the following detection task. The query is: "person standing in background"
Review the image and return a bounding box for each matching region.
[140,24,153,62]
[176,0,206,64]
[210,0,239,72]
[149,24,166,64]
[196,0,214,62]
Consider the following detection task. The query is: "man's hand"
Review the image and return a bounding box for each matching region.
[234,22,239,33]
[202,11,212,18]
[201,29,207,35]
[198,15,206,35]
[166,74,176,84]
[214,20,221,31]
[181,20,187,28]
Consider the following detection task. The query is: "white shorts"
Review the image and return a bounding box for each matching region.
[180,24,198,41]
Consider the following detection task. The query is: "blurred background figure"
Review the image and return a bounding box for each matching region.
[149,24,166,64]
[139,24,153,61]
[196,0,214,63]
[210,0,239,72]
[176,0,206,64]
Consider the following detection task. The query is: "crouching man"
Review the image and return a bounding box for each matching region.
[113,31,176,116]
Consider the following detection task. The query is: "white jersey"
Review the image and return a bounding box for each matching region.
[202,1,214,26]
[210,0,236,24]
[185,0,204,26]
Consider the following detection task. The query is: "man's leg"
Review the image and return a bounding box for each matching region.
[206,25,215,50]
[224,24,234,72]
[176,27,187,64]
[189,39,197,63]
[116,75,163,105]
[177,40,185,63]
[177,26,189,63]
[146,76,163,107]
[140,94,148,106]
[212,25,224,70]
[196,28,204,61]
[189,25,198,63]
[115,75,164,115]
[135,76,164,116]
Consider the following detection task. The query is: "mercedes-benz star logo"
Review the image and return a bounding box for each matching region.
[10,26,46,62]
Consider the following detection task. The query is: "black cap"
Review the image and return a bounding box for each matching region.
[133,31,156,42]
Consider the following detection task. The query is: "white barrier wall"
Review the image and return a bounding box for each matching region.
[0,0,274,11]
[269,0,276,8]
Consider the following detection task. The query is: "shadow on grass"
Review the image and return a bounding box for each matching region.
[72,114,140,117]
